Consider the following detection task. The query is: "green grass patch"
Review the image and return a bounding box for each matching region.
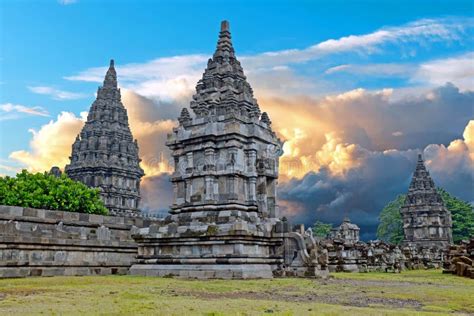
[0,270,471,315]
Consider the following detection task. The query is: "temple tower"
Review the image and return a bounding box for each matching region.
[65,60,144,216]
[401,154,452,249]
[168,20,282,217]
[130,21,284,279]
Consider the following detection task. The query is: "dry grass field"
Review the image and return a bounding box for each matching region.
[0,269,472,315]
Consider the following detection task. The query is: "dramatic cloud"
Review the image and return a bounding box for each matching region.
[28,86,88,100]
[424,120,474,202]
[9,112,86,172]
[278,120,473,240]
[0,103,49,120]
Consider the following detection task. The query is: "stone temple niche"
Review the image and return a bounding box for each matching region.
[401,154,453,249]
[65,60,144,216]
[130,21,285,279]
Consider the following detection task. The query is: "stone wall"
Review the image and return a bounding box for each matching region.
[0,205,159,278]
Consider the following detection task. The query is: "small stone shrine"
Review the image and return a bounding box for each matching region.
[65,60,144,216]
[329,217,360,242]
[401,154,453,249]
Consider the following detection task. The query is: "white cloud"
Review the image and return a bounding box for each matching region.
[0,103,49,120]
[65,55,207,101]
[242,18,471,69]
[9,112,86,172]
[58,0,77,5]
[412,52,474,91]
[28,86,88,100]
[325,63,413,77]
[64,18,473,101]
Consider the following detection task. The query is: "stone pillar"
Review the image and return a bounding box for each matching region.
[205,148,215,170]
[205,176,214,200]
[249,177,256,202]
[248,149,257,173]
[186,152,194,173]
[185,179,192,203]
[227,176,236,200]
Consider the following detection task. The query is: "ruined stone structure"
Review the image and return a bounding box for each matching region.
[443,238,474,278]
[0,205,158,278]
[329,218,360,242]
[130,21,328,279]
[65,60,144,216]
[401,154,452,249]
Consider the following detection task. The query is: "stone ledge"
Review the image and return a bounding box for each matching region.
[0,266,130,278]
[130,263,274,279]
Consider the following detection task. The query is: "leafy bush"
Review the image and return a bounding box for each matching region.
[0,170,108,215]
[312,220,333,238]
[376,189,473,244]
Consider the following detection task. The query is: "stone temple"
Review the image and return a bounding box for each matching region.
[329,218,360,242]
[130,21,330,279]
[65,60,144,216]
[401,154,452,249]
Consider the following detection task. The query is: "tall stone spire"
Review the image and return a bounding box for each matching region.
[132,21,284,278]
[213,20,235,59]
[65,59,144,216]
[103,59,117,88]
[407,154,437,197]
[190,20,261,120]
[401,154,452,249]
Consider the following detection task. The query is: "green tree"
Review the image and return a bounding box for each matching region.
[438,188,474,243]
[312,221,333,238]
[0,170,108,215]
[376,195,405,244]
[376,189,474,244]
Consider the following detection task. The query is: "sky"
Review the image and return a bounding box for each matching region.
[0,0,473,239]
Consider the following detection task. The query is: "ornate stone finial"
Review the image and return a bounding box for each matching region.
[221,20,229,32]
[260,112,272,126]
[103,59,117,88]
[178,108,192,125]
[214,20,235,59]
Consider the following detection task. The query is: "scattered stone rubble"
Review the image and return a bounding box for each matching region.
[318,218,447,273]
[443,238,474,278]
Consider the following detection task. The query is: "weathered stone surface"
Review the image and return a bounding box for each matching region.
[0,205,160,278]
[401,154,453,249]
[64,60,144,216]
